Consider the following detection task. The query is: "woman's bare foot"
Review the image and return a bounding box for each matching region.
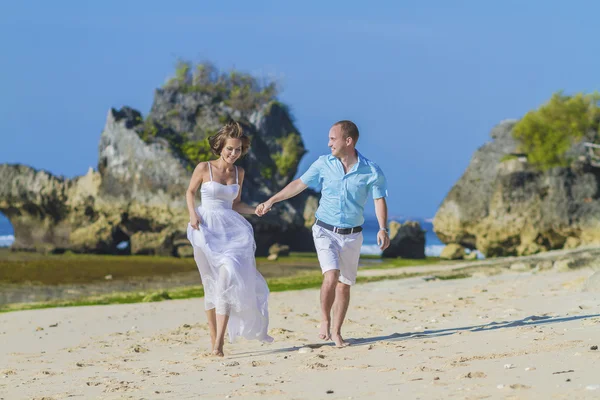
[211,349,224,357]
[331,333,350,348]
[212,338,225,357]
[318,320,331,340]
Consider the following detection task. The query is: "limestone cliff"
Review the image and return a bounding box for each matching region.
[433,120,600,257]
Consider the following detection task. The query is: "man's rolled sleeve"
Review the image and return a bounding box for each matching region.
[299,157,323,189]
[371,168,388,199]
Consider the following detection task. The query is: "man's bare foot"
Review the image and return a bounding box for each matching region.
[211,349,224,357]
[318,320,331,340]
[331,333,350,348]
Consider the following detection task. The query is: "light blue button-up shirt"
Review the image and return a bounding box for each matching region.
[300,151,388,228]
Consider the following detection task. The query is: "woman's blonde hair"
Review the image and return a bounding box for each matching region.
[208,120,251,157]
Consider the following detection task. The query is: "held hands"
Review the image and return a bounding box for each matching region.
[255,201,273,217]
[377,229,390,251]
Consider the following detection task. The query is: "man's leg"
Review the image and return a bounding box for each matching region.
[312,225,342,340]
[331,282,351,347]
[320,270,340,340]
[332,231,362,347]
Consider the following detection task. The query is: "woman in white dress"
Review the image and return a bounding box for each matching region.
[185,121,273,357]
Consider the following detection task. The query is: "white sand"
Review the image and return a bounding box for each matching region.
[1,267,600,399]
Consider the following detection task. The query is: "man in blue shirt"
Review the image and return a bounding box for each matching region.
[257,120,390,347]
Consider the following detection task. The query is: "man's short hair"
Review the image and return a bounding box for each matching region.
[333,120,359,143]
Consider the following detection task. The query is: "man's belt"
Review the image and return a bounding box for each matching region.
[316,219,363,235]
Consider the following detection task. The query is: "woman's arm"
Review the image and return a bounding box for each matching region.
[232,168,258,215]
[186,163,206,229]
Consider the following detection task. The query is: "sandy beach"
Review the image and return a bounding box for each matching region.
[1,266,599,399]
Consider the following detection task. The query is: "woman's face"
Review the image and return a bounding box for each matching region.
[221,138,243,164]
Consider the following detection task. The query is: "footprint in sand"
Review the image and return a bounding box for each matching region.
[509,383,531,390]
[250,360,272,367]
[269,328,294,338]
[130,344,149,353]
[1,369,17,377]
[458,371,487,379]
[192,351,215,359]
[304,362,328,370]
[134,369,152,376]
[102,380,140,393]
[221,361,240,367]
[75,362,94,367]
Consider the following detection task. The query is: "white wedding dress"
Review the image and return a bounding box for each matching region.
[187,163,273,344]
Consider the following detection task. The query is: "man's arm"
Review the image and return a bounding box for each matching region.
[256,179,308,216]
[374,197,390,250]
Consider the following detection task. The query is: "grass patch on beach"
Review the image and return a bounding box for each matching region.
[0,249,320,285]
[0,249,446,286]
[434,272,471,280]
[0,248,456,313]
[0,269,424,314]
[0,250,197,285]
[362,256,450,269]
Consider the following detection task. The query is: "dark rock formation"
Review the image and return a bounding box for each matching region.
[382,220,426,259]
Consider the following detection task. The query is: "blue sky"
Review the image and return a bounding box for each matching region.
[1,1,600,218]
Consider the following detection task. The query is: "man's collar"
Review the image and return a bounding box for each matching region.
[328,149,364,164]
[356,150,366,166]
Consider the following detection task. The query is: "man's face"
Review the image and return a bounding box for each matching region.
[328,126,348,157]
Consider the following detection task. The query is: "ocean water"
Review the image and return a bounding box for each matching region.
[0,214,13,248]
[361,215,444,257]
[0,214,446,256]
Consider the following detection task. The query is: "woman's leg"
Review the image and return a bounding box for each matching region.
[212,313,230,356]
[205,308,217,350]
[193,248,219,351]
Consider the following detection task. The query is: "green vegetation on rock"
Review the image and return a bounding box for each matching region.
[273,133,304,176]
[135,61,293,169]
[264,100,294,121]
[261,166,274,180]
[500,154,519,162]
[512,91,600,170]
[165,61,277,112]
[180,139,214,168]
[138,119,159,142]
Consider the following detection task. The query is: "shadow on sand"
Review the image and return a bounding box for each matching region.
[229,313,600,359]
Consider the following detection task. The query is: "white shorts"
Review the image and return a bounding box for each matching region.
[312,224,363,285]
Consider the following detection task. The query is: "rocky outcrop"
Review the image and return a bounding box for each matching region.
[1,84,319,256]
[440,243,466,260]
[382,220,425,259]
[433,120,600,257]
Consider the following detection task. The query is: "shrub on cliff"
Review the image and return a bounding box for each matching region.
[165,60,277,112]
[512,91,600,170]
[134,61,302,175]
[273,133,304,176]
